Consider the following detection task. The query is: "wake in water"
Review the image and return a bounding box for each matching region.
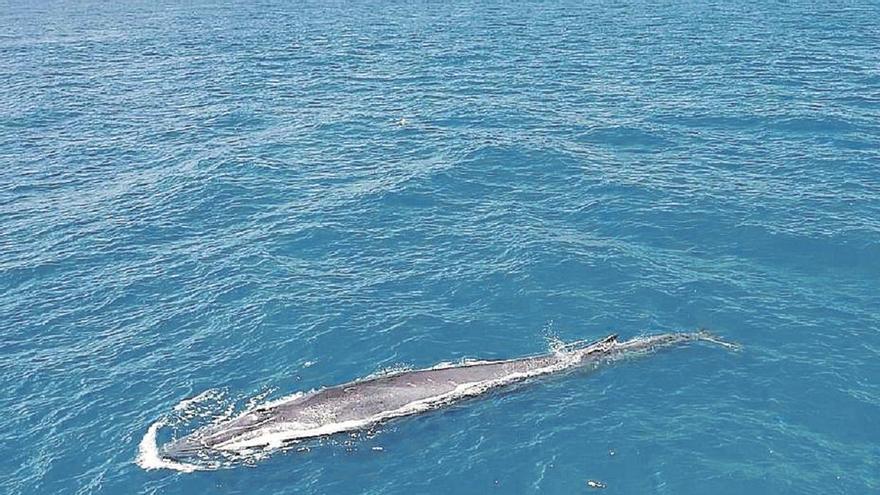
[137,418,204,473]
[137,387,282,471]
[137,331,737,472]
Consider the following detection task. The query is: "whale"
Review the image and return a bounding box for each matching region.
[160,331,736,463]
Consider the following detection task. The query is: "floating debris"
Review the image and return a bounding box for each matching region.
[608,449,616,457]
[587,480,607,489]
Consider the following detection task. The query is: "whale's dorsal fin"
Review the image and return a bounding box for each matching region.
[592,333,618,351]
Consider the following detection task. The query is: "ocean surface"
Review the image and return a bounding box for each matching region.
[2,0,879,493]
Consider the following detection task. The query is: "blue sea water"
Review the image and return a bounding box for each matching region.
[2,0,879,493]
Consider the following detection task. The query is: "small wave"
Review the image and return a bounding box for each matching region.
[363,364,413,380]
[245,387,278,410]
[138,389,281,472]
[174,389,223,413]
[428,358,496,370]
[136,419,204,473]
[256,391,306,410]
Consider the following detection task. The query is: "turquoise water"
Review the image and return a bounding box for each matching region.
[2,0,879,493]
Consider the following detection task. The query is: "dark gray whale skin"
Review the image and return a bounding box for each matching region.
[162,331,728,461]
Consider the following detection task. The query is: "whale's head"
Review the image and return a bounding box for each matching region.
[162,408,275,461]
[161,435,205,461]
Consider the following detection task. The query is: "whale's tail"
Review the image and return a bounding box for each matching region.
[606,329,741,357]
[695,329,742,351]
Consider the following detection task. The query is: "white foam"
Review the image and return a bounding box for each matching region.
[136,419,204,473]
[173,389,219,412]
[363,364,413,380]
[428,357,501,370]
[244,387,277,411]
[257,391,305,410]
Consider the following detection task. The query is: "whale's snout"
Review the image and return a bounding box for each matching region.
[162,437,205,461]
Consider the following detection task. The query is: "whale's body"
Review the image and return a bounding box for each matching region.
[161,331,732,462]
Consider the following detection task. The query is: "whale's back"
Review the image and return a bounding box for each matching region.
[274,354,560,424]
